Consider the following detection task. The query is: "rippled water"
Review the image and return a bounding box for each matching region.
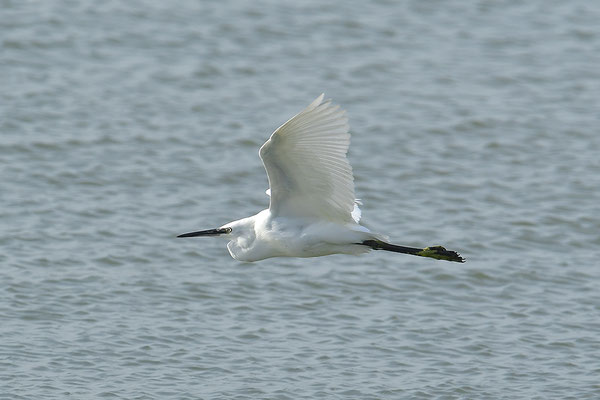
[2,1,600,398]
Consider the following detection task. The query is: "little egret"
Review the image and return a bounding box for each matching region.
[178,94,464,263]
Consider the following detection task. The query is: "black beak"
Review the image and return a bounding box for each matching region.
[177,227,232,238]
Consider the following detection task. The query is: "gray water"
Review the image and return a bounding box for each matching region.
[2,0,600,398]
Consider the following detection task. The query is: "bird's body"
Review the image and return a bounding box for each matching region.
[178,94,464,263]
[223,209,374,262]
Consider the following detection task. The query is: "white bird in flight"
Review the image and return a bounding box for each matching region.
[178,94,464,263]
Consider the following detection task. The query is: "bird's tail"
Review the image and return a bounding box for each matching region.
[360,239,464,263]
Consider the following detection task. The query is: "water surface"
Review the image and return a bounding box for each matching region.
[2,1,600,398]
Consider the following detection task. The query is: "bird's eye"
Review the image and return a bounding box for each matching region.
[225,227,232,233]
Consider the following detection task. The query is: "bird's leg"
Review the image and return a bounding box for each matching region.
[360,240,464,263]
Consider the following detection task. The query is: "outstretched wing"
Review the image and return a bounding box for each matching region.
[259,94,356,222]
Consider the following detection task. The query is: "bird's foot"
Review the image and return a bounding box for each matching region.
[418,246,465,263]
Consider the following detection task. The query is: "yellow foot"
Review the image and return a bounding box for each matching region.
[417,246,465,263]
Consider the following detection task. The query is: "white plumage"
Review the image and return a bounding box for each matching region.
[223,94,375,261]
[178,94,464,263]
[260,94,355,223]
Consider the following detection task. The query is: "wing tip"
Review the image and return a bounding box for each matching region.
[308,93,325,109]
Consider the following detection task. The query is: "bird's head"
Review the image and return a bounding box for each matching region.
[177,215,261,261]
